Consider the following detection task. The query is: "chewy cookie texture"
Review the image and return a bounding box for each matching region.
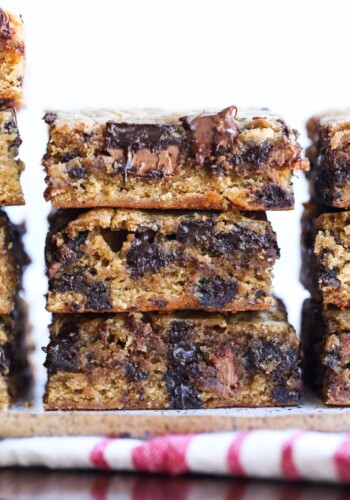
[301,203,350,308]
[0,9,25,108]
[0,300,31,408]
[0,107,24,205]
[46,208,279,313]
[43,107,308,211]
[301,299,350,405]
[307,110,350,208]
[44,300,301,410]
[0,211,28,314]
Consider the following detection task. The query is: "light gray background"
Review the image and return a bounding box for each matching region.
[2,0,347,374]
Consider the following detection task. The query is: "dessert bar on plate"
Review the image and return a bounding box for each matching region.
[302,299,350,405]
[301,203,350,308]
[0,9,25,108]
[43,107,308,211]
[45,208,279,313]
[44,300,301,410]
[0,300,31,408]
[307,110,350,208]
[0,107,24,205]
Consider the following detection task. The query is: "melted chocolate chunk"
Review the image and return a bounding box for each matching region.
[44,325,80,375]
[197,276,237,309]
[105,122,181,152]
[231,143,272,167]
[0,9,12,39]
[43,113,58,125]
[67,167,88,180]
[213,227,279,259]
[254,185,294,209]
[271,386,298,404]
[62,152,79,163]
[125,362,149,382]
[126,227,174,279]
[0,343,10,373]
[176,218,215,246]
[319,266,341,289]
[181,106,238,164]
[85,282,112,311]
[164,321,203,409]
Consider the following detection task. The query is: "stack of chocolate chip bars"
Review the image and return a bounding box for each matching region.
[0,9,30,408]
[42,106,306,410]
[302,110,350,405]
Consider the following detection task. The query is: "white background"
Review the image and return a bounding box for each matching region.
[2,0,349,373]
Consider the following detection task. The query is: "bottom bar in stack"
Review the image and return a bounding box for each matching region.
[302,299,350,405]
[0,300,31,408]
[44,300,301,410]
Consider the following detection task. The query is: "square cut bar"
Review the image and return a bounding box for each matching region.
[44,300,301,410]
[0,108,24,205]
[46,208,279,313]
[0,9,25,108]
[301,299,350,405]
[43,107,308,211]
[0,211,28,314]
[0,300,31,408]
[306,110,350,208]
[300,203,350,308]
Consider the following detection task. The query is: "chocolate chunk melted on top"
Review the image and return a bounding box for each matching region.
[104,122,182,180]
[0,9,12,40]
[181,106,238,163]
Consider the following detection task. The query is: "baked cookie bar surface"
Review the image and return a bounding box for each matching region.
[301,204,350,308]
[44,300,301,410]
[46,209,279,313]
[301,299,350,405]
[0,9,25,107]
[43,107,307,211]
[307,110,350,208]
[0,300,31,408]
[0,211,28,314]
[0,108,24,205]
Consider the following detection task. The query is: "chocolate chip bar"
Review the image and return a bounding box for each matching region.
[0,9,25,108]
[44,300,301,410]
[0,107,24,205]
[43,107,307,211]
[0,211,28,314]
[300,203,350,308]
[306,110,350,208]
[301,299,350,405]
[0,300,31,408]
[46,208,279,313]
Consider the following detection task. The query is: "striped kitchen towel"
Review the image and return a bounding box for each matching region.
[1,430,350,483]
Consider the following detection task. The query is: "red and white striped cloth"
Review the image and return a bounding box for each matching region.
[1,431,350,483]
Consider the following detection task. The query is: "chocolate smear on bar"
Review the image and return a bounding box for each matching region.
[181,105,238,163]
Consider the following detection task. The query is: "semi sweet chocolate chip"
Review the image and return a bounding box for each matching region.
[271,386,298,404]
[43,112,58,125]
[176,219,215,247]
[197,276,237,309]
[165,369,202,409]
[85,282,112,311]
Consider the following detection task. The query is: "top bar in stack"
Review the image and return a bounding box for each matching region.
[43,107,308,210]
[307,110,350,208]
[0,9,25,108]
